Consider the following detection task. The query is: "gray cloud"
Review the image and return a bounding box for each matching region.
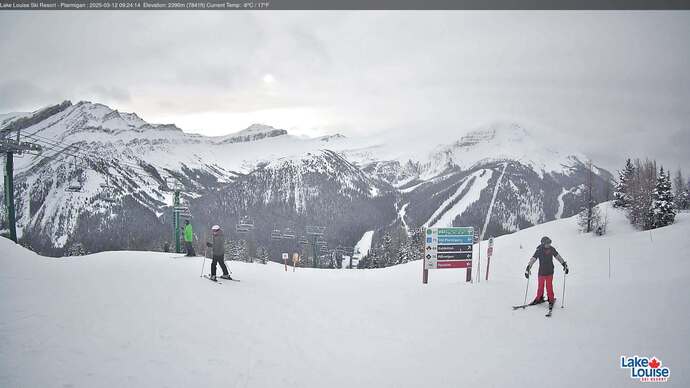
[0,11,688,173]
[87,85,132,103]
[0,79,66,112]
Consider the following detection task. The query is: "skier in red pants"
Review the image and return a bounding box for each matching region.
[525,236,569,309]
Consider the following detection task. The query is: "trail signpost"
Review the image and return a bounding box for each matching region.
[282,252,288,271]
[485,237,494,281]
[422,226,474,284]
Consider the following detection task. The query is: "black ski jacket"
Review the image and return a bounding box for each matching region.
[531,244,561,276]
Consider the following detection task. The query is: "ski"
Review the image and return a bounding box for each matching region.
[545,309,553,317]
[512,303,543,310]
[203,275,222,284]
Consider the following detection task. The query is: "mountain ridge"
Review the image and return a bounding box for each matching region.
[1,101,613,257]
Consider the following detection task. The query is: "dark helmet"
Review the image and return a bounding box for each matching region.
[541,236,552,245]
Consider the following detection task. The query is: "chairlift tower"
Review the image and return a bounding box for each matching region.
[1,129,42,243]
[305,225,326,268]
[159,177,183,253]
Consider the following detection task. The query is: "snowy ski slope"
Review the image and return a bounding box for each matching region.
[1,203,688,387]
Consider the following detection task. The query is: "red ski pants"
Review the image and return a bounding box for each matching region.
[535,275,555,302]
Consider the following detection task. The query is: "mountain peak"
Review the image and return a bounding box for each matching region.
[215,123,288,145]
[457,121,531,147]
[244,123,280,133]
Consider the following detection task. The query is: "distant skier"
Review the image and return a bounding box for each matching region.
[524,236,569,309]
[183,220,196,257]
[205,225,232,281]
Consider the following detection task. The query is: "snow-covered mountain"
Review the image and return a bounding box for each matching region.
[0,101,613,256]
[357,123,613,240]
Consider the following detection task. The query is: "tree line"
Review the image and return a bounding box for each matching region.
[613,158,688,230]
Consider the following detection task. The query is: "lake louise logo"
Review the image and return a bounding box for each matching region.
[620,355,670,383]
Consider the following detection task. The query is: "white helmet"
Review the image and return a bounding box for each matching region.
[211,225,221,231]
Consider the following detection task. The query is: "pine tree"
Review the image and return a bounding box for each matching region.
[628,159,657,230]
[397,236,410,265]
[613,159,635,208]
[578,160,601,233]
[381,232,392,267]
[256,246,269,264]
[238,239,250,262]
[65,242,88,256]
[369,246,381,268]
[651,167,676,228]
[672,170,689,210]
[409,227,424,262]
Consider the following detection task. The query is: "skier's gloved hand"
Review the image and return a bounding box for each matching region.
[206,242,212,247]
[563,262,569,274]
[524,265,531,279]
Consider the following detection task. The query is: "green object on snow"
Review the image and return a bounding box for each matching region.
[184,224,193,242]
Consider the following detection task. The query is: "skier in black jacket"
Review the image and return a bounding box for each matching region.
[525,236,569,309]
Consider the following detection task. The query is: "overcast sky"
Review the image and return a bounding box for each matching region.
[1,11,689,174]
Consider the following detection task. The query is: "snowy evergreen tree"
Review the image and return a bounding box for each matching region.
[578,204,601,233]
[238,239,250,262]
[578,160,601,233]
[613,159,635,208]
[672,170,689,210]
[397,236,410,265]
[651,167,676,228]
[627,159,657,230]
[65,242,88,256]
[368,246,381,268]
[381,232,393,267]
[256,246,269,264]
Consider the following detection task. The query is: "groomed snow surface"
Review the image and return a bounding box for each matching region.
[1,203,689,387]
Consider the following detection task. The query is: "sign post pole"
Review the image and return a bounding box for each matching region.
[476,230,481,283]
[486,237,494,281]
[422,227,428,284]
[282,252,288,271]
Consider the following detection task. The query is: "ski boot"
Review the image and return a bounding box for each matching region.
[529,296,546,306]
[209,275,217,281]
[548,299,556,310]
[220,274,233,280]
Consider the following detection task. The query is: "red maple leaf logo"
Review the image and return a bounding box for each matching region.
[649,358,661,369]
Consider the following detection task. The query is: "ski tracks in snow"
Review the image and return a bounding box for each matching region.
[480,163,508,240]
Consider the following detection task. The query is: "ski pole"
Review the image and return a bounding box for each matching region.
[561,273,567,308]
[522,276,530,306]
[200,247,207,277]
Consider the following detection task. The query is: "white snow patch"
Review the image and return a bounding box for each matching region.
[353,230,374,259]
[399,181,425,193]
[398,202,410,233]
[556,187,568,219]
